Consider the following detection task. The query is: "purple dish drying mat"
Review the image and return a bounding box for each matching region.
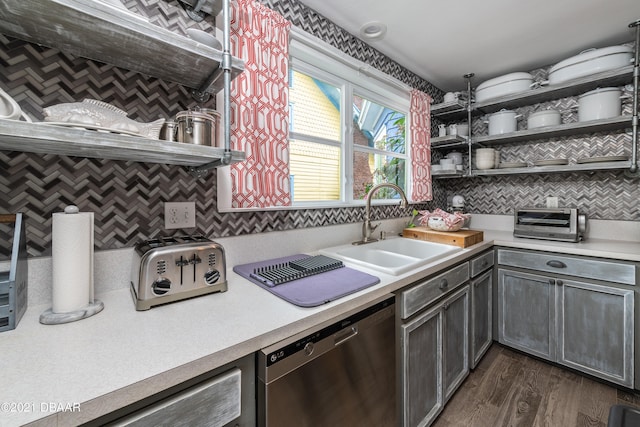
[233,254,380,307]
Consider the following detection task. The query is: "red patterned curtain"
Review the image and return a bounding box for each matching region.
[229,0,292,208]
[409,89,433,202]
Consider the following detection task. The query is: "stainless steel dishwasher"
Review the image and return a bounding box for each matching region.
[257,296,395,427]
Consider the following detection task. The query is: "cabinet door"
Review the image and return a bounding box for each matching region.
[470,270,493,369]
[400,306,443,427]
[557,279,634,387]
[497,268,555,361]
[443,285,470,402]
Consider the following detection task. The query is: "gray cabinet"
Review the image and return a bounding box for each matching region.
[442,287,470,402]
[498,268,555,361]
[400,303,443,427]
[497,248,636,388]
[470,269,493,368]
[557,279,634,387]
[469,250,494,369]
[398,262,470,427]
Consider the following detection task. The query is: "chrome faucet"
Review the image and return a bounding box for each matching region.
[353,183,408,245]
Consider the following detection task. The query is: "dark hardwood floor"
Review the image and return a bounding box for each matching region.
[433,344,640,427]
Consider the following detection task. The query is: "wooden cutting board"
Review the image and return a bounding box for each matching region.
[402,227,484,248]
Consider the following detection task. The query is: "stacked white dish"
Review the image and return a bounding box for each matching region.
[475,148,496,170]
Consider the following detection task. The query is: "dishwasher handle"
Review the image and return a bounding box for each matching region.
[334,325,359,346]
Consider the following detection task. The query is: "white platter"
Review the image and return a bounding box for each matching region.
[576,155,629,164]
[499,162,528,169]
[533,158,569,166]
[36,122,143,137]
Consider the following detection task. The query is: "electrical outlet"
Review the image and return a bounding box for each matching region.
[164,202,196,230]
[546,196,559,208]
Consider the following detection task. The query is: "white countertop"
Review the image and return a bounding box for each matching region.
[3,219,640,427]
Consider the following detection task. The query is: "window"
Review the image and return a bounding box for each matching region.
[288,27,411,207]
[352,95,406,201]
[289,70,342,202]
[217,26,413,211]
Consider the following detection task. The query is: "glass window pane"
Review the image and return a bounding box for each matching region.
[289,70,341,141]
[353,95,405,154]
[353,151,406,200]
[290,139,341,201]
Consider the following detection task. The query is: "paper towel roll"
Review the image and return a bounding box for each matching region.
[51,206,94,313]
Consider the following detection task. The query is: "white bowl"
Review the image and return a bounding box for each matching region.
[442,163,456,170]
[428,216,464,232]
[439,158,454,166]
[475,157,494,170]
[432,164,443,172]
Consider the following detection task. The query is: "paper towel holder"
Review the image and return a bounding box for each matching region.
[40,300,104,325]
[40,205,104,325]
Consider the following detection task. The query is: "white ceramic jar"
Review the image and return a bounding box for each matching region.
[456,123,469,137]
[445,151,463,165]
[578,87,622,122]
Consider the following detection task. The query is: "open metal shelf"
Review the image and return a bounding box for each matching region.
[0,119,245,166]
[0,0,244,95]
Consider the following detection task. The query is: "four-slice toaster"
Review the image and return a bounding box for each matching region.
[130,235,227,310]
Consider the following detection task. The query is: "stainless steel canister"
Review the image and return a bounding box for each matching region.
[175,109,220,146]
[161,120,178,142]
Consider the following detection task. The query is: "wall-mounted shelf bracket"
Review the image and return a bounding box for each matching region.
[185,149,233,177]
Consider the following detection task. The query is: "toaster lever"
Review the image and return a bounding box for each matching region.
[190,254,202,282]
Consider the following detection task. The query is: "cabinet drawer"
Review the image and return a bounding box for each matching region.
[113,368,241,427]
[497,249,636,286]
[470,251,494,277]
[399,262,470,320]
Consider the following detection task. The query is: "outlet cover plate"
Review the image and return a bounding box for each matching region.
[165,202,196,229]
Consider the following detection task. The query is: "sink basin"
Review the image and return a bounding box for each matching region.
[319,237,460,276]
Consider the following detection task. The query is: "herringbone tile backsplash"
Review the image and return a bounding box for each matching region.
[0,0,637,258]
[0,0,435,257]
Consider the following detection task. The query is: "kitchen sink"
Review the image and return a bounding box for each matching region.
[319,237,460,276]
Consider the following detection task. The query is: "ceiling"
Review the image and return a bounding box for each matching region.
[297,0,640,92]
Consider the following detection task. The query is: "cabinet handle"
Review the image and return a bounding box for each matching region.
[546,260,567,268]
[439,278,449,290]
[549,279,555,285]
[474,282,479,288]
[556,280,563,286]
[444,303,449,311]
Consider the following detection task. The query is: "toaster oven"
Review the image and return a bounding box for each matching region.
[513,208,587,242]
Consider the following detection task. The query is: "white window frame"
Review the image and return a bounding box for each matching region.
[217,26,413,212]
